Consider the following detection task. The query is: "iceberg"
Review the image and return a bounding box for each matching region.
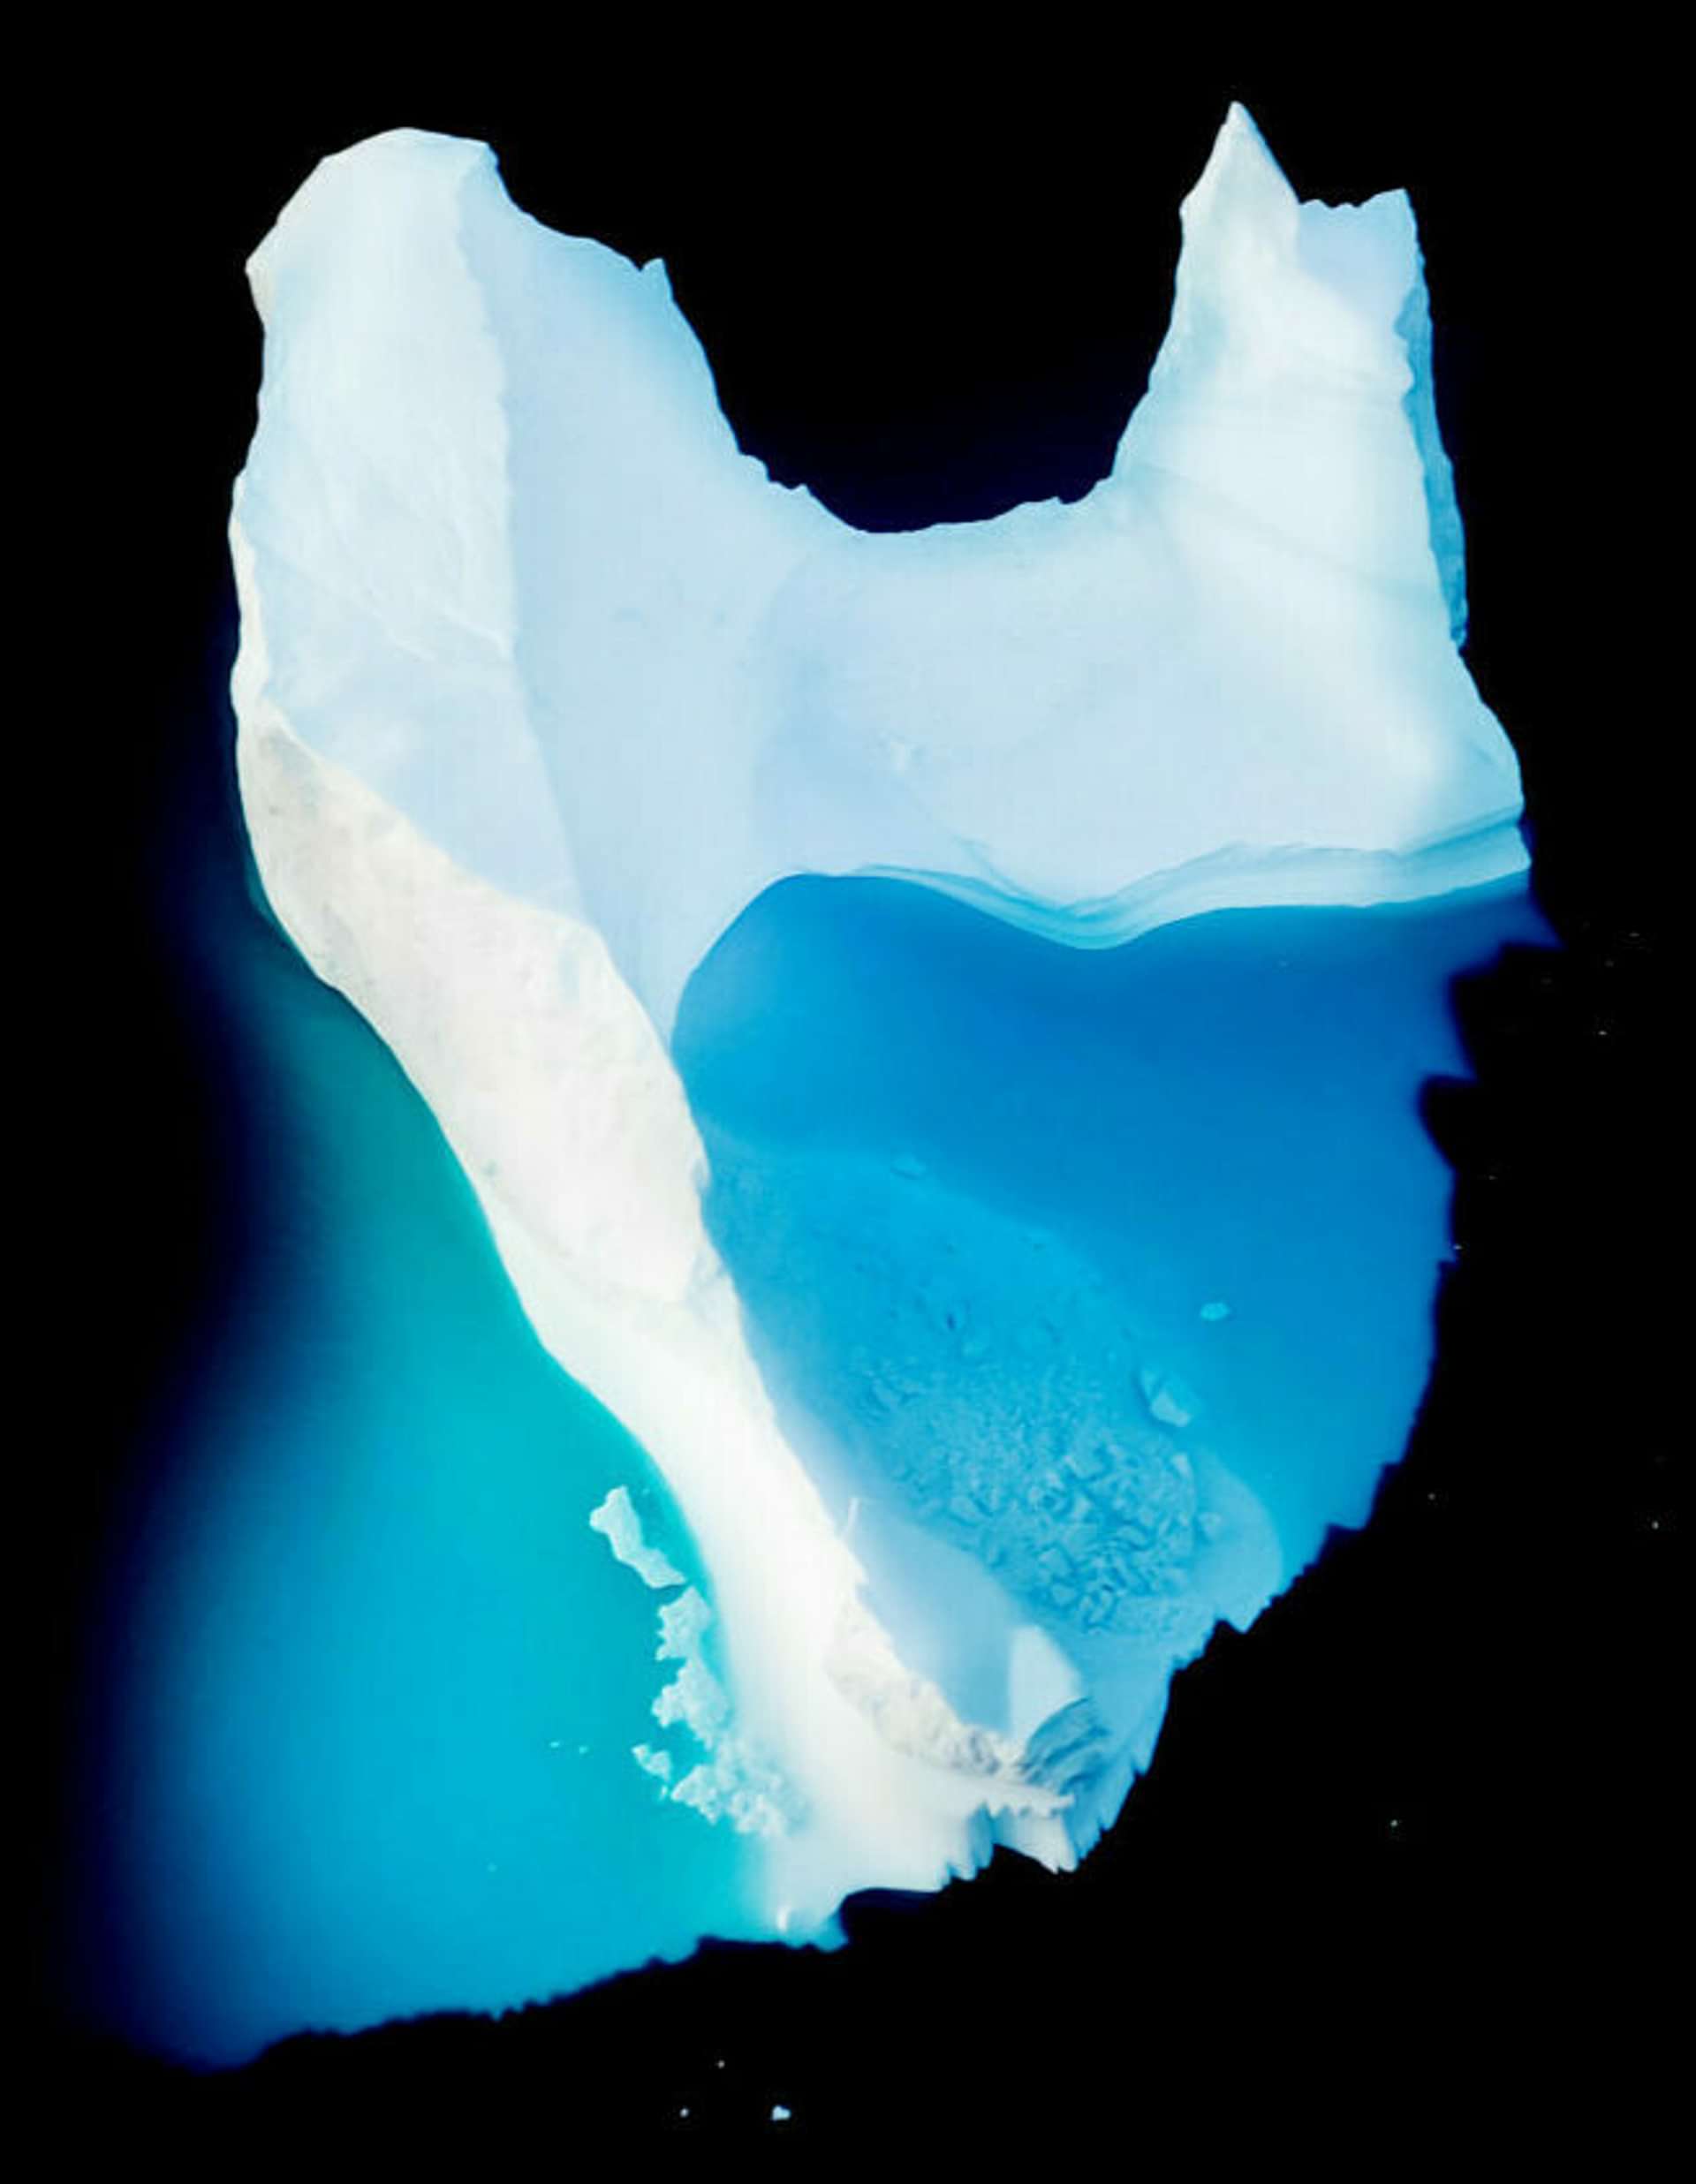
[213,99,1532,2018]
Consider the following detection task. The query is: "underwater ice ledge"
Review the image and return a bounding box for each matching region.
[228,101,1528,1935]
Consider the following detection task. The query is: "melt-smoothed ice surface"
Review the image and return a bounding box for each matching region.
[114,103,1543,2060]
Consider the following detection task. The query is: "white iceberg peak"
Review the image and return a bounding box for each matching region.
[1185,99,1300,236]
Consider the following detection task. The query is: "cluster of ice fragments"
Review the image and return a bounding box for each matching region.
[230,102,1526,1940]
[593,1488,795,1837]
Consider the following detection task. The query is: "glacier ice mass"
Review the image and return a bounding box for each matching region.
[225,103,1530,1981]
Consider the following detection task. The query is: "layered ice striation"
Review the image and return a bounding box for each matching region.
[180,102,1534,2044]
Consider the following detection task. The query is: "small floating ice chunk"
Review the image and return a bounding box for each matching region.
[771,2105,792,2124]
[653,1653,732,1742]
[632,1742,674,1784]
[1200,1299,1231,1323]
[587,1485,686,1590]
[656,1583,714,1661]
[1139,1366,1199,1428]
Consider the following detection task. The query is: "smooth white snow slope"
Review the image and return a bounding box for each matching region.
[230,103,1526,1933]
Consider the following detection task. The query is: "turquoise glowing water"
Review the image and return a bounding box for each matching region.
[91,914,757,2069]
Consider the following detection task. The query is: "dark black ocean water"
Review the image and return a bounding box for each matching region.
[30,40,1676,2162]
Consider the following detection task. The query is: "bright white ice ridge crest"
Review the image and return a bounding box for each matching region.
[230,104,1526,1937]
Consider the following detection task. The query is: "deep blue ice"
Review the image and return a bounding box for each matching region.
[675,873,1548,1651]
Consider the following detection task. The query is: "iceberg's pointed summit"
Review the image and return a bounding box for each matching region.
[1182,101,1301,245]
[1119,100,1469,650]
[1155,96,1427,398]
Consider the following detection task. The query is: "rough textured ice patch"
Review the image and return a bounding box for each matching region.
[653,1641,731,1742]
[588,1496,798,1839]
[656,1583,713,1661]
[668,1748,792,1838]
[587,1485,686,1590]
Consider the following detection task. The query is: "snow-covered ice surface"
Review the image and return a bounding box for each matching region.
[216,102,1536,2032]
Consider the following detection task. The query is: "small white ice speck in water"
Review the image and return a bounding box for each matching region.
[771,2105,791,2124]
[1200,1299,1231,1322]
